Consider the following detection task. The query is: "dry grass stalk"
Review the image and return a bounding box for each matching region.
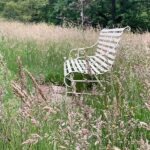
[145,102,150,111]
[17,56,26,90]
[0,87,3,119]
[22,133,42,145]
[12,81,32,106]
[139,122,150,131]
[0,20,149,149]
[24,69,47,102]
[113,147,121,150]
[138,139,150,150]
[0,20,97,46]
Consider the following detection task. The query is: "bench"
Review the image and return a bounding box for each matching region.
[64,27,130,95]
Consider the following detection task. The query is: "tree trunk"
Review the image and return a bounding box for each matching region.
[80,0,84,29]
[112,0,116,22]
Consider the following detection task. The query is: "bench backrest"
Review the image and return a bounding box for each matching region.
[94,27,130,71]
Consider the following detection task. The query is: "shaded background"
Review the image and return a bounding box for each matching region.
[0,0,150,31]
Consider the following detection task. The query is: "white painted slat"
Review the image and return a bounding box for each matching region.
[100,32,122,37]
[74,59,84,73]
[89,57,107,73]
[64,62,67,76]
[88,61,100,74]
[96,54,114,65]
[96,50,115,60]
[98,41,117,48]
[97,45,116,53]
[93,56,110,69]
[70,59,78,72]
[66,60,72,73]
[99,36,120,43]
[78,60,88,74]
[101,28,125,32]
[80,60,96,74]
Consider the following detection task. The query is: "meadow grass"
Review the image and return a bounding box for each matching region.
[0,20,150,149]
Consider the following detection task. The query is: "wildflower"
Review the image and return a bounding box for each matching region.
[139,122,150,131]
[120,121,124,128]
[44,133,49,138]
[31,118,40,127]
[22,128,28,133]
[112,124,116,128]
[139,138,150,150]
[43,106,56,114]
[95,141,99,145]
[113,146,121,150]
[145,102,150,111]
[59,145,67,149]
[81,129,89,136]
[22,134,42,145]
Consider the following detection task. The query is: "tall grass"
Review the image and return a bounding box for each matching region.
[0,20,98,84]
[0,20,150,149]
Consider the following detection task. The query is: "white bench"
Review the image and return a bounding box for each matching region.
[64,27,130,95]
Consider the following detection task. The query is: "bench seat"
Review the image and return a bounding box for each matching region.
[64,27,130,95]
[64,56,111,76]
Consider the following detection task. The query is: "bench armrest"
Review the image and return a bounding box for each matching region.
[68,42,98,59]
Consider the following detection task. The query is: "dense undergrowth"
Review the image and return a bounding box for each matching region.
[0,21,149,149]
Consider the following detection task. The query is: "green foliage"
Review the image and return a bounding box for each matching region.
[0,35,150,149]
[122,11,150,31]
[2,0,48,22]
[0,22,149,149]
[0,39,69,85]
[0,0,150,31]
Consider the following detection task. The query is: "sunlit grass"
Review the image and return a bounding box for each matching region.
[0,20,149,149]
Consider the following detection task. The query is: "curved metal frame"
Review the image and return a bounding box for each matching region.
[64,26,131,96]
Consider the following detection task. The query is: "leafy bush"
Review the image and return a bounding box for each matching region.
[3,0,47,22]
[1,0,150,31]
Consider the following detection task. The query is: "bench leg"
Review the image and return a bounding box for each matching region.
[64,74,77,96]
[65,85,68,97]
[71,74,77,95]
[72,81,76,95]
[64,75,102,96]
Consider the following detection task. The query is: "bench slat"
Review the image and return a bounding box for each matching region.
[100,32,123,37]
[89,57,107,73]
[66,60,72,73]
[99,36,120,43]
[98,40,117,48]
[88,60,100,74]
[93,56,110,69]
[70,59,78,72]
[78,60,88,74]
[102,28,125,32]
[97,45,116,53]
[74,59,84,73]
[95,55,114,65]
[81,60,97,74]
[96,50,115,60]
[64,62,68,76]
